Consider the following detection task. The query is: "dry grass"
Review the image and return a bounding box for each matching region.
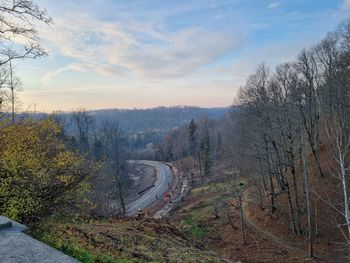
[34,217,228,263]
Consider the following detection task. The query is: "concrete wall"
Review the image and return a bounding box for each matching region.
[0,216,79,263]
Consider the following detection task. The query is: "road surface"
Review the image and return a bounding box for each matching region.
[126,160,174,216]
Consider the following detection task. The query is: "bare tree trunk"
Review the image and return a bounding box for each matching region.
[257,155,267,191]
[116,176,126,216]
[265,142,276,213]
[10,61,15,124]
[290,151,301,235]
[339,151,350,238]
[310,142,324,177]
[314,197,318,237]
[198,155,203,177]
[254,144,267,191]
[11,86,14,123]
[326,118,350,240]
[158,144,166,161]
[301,127,313,258]
[286,186,298,235]
[238,194,246,245]
[267,163,276,213]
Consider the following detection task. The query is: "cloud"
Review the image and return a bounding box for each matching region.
[206,37,318,93]
[343,0,350,9]
[39,13,243,80]
[126,28,242,78]
[42,63,86,86]
[267,2,280,9]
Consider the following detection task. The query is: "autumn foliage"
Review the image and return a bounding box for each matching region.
[0,119,90,224]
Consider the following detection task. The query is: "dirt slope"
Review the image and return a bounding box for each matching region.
[36,217,232,263]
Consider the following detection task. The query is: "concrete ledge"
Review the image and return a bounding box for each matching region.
[0,216,28,233]
[0,216,79,263]
[0,216,12,229]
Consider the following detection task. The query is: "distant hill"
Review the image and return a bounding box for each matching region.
[19,106,229,135]
[90,106,228,134]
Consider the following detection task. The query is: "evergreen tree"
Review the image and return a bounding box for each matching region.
[202,127,212,177]
[188,119,197,156]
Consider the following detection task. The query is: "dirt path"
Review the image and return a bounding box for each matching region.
[242,189,307,255]
[242,188,344,263]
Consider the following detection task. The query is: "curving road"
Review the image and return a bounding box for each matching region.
[126,160,174,216]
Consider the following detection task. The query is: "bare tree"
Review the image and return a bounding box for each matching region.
[295,50,324,177]
[100,120,129,216]
[300,126,313,258]
[232,179,246,245]
[71,109,95,153]
[6,61,22,123]
[0,0,51,66]
[0,65,9,117]
[0,1,50,122]
[325,116,350,243]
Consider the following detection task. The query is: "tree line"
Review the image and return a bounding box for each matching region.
[235,20,350,257]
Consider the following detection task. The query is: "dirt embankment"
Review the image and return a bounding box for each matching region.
[166,154,350,263]
[169,181,308,263]
[243,182,349,262]
[240,144,350,263]
[37,217,231,263]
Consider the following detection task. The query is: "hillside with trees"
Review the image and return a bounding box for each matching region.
[90,107,228,134]
[154,20,350,262]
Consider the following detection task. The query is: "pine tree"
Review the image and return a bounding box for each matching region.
[188,119,197,156]
[202,128,211,177]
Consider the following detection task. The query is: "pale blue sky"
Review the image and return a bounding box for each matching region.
[16,0,350,111]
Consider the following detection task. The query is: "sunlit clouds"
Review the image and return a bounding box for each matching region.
[39,13,242,80]
[17,0,350,112]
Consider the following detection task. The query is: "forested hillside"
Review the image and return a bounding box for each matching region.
[27,106,227,134]
[91,107,228,134]
[155,20,350,261]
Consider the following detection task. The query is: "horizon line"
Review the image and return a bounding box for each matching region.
[18,104,232,114]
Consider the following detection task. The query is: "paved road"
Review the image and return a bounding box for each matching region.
[126,160,173,216]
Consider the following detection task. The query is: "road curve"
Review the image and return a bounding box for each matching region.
[126,160,174,216]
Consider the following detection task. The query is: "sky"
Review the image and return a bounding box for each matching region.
[15,0,350,112]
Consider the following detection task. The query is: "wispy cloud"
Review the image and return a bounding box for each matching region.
[343,0,350,9]
[20,0,348,111]
[267,2,280,10]
[42,63,86,86]
[39,13,243,80]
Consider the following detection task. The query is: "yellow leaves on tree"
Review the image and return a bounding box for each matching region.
[0,119,89,224]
